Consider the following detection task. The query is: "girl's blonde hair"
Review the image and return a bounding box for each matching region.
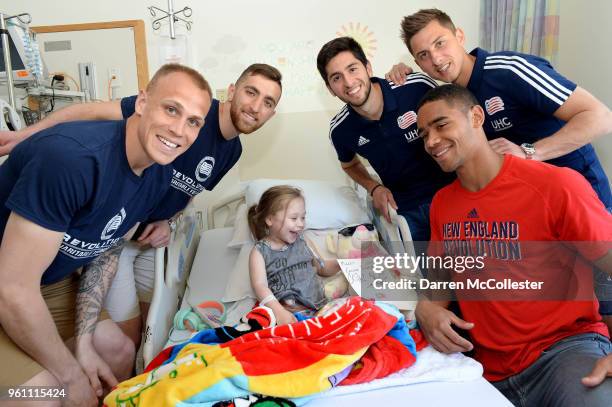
[247,185,304,241]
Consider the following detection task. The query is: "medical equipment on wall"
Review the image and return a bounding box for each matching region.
[11,19,44,85]
[148,0,192,39]
[0,11,85,127]
[0,98,22,131]
[1,12,39,110]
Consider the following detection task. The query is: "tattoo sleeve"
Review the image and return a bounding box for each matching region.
[75,239,126,338]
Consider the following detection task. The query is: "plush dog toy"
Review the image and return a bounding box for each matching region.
[326,224,386,259]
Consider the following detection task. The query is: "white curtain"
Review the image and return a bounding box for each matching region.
[479,0,560,63]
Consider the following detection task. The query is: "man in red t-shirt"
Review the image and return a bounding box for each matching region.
[415,84,612,405]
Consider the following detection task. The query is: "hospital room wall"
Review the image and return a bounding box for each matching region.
[558,0,612,177]
[5,0,480,213]
[6,1,610,213]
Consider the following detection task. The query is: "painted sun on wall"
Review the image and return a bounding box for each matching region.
[337,22,378,59]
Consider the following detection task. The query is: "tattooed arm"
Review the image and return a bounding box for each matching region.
[75,239,125,336]
[0,213,98,406]
[74,239,126,395]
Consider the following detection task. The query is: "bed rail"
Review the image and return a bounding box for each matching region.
[207,191,246,229]
[142,204,203,366]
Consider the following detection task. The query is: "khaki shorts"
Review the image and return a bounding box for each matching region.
[103,242,155,322]
[0,275,109,386]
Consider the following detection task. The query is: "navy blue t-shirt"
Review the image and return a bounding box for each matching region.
[468,47,611,207]
[121,96,242,220]
[0,120,172,284]
[329,75,455,211]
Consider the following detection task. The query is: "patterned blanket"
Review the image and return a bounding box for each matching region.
[103,297,417,407]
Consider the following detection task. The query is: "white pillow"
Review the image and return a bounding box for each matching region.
[245,178,370,230]
[222,241,256,302]
[226,203,254,249]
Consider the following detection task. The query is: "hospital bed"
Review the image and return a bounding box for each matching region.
[143,178,511,406]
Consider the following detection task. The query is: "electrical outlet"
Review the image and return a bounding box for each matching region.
[108,68,122,88]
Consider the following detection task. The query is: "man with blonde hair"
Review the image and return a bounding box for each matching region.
[0,64,211,406]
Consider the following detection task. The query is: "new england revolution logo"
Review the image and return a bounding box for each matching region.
[195,156,215,182]
[397,111,417,130]
[101,208,126,240]
[485,96,504,115]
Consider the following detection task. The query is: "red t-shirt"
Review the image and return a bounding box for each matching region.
[429,154,611,381]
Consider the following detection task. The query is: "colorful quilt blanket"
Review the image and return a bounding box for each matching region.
[103,297,417,406]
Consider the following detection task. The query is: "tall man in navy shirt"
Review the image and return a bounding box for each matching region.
[0,64,283,346]
[0,64,211,406]
[317,37,454,242]
[387,7,612,332]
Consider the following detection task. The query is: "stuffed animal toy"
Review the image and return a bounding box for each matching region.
[326,224,386,260]
[320,271,349,300]
[326,224,399,295]
[324,224,384,299]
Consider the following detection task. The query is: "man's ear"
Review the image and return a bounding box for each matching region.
[227,84,236,102]
[455,27,466,47]
[135,89,147,115]
[470,104,485,128]
[366,61,373,77]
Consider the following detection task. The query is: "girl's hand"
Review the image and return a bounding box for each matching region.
[276,308,298,326]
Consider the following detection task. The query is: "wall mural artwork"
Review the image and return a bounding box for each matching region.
[336,22,378,60]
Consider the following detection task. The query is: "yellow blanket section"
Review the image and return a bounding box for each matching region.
[104,344,241,407]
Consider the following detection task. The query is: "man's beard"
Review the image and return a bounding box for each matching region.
[347,81,372,108]
[229,103,261,134]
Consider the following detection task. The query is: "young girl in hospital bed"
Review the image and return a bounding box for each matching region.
[248,185,340,325]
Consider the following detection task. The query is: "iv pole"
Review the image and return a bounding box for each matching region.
[148,0,192,39]
[0,12,31,110]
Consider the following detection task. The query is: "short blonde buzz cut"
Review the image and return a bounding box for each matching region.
[400,8,457,54]
[145,63,212,99]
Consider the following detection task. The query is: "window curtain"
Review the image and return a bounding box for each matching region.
[479,0,560,64]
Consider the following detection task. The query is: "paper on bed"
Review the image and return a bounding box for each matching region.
[337,253,418,310]
[337,258,403,298]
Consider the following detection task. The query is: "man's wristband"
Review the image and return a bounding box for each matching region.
[168,217,177,232]
[369,183,383,197]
